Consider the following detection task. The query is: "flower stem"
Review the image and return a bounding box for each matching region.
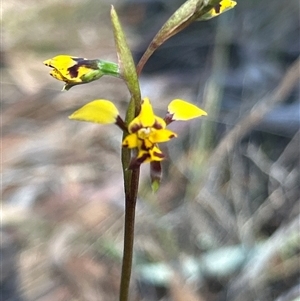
[119,168,140,301]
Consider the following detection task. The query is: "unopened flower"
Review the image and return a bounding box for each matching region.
[69,97,207,185]
[199,0,237,20]
[43,55,120,91]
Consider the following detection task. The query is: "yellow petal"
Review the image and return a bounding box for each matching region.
[219,0,237,13]
[43,55,78,69]
[133,145,164,164]
[168,99,207,121]
[199,0,237,20]
[69,100,119,124]
[139,97,156,127]
[49,69,67,82]
[154,116,166,129]
[129,145,165,168]
[149,129,177,143]
[77,66,99,81]
[132,97,157,129]
[122,133,138,148]
[149,145,165,162]
[128,149,150,169]
[143,137,154,149]
[128,98,165,133]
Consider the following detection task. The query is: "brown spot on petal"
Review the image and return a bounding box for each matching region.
[153,151,165,159]
[139,138,154,151]
[129,123,142,133]
[153,120,164,129]
[68,58,99,78]
[214,4,221,14]
[129,153,149,169]
[68,64,80,78]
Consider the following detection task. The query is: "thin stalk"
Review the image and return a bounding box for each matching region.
[119,169,140,301]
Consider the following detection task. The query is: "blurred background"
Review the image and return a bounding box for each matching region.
[2,0,299,300]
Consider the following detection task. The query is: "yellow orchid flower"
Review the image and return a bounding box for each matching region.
[123,98,177,168]
[69,97,207,182]
[44,55,120,91]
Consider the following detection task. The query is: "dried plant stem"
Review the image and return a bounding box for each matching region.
[119,169,140,301]
[208,56,300,175]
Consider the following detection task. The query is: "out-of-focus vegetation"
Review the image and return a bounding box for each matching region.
[2,0,299,301]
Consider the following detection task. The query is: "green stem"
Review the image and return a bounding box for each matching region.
[119,168,140,301]
[98,60,120,77]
